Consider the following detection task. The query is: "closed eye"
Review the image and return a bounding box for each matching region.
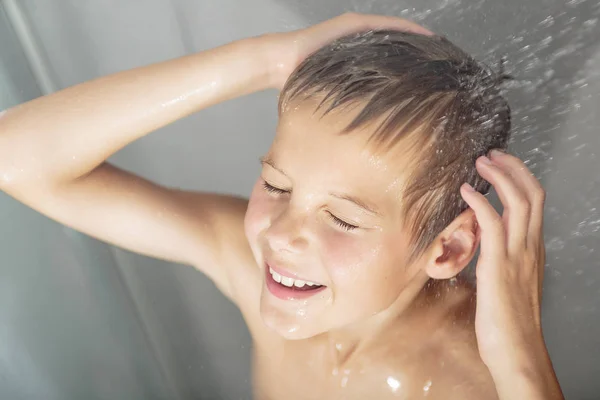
[262,181,289,195]
[262,181,358,231]
[327,212,358,231]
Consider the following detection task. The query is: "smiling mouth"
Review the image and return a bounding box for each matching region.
[265,264,326,300]
[269,267,323,290]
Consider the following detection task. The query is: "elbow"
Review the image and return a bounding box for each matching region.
[0,147,13,191]
[0,143,26,192]
[0,116,13,190]
[0,114,42,192]
[0,116,24,192]
[0,162,22,192]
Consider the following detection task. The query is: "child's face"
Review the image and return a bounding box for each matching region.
[244,101,422,340]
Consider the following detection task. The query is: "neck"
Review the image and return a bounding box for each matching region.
[325,271,431,367]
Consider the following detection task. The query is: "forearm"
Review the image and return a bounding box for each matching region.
[0,36,271,187]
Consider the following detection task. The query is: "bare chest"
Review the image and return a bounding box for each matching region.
[251,341,416,400]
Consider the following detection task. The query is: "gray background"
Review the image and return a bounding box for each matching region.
[0,0,598,399]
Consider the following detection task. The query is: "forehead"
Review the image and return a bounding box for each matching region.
[270,100,415,215]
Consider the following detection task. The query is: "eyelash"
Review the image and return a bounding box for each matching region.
[262,181,359,231]
[262,181,288,195]
[327,212,358,231]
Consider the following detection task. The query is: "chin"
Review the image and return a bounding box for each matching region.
[263,321,323,341]
[267,323,315,340]
[259,295,327,340]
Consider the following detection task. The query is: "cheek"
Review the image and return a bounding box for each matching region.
[322,233,379,282]
[322,232,405,309]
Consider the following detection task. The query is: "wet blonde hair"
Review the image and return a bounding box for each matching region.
[279,30,511,261]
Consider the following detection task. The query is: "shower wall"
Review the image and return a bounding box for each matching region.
[0,5,173,399]
[0,1,598,399]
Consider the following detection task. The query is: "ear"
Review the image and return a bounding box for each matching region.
[422,208,479,280]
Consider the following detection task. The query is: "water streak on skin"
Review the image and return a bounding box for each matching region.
[158,81,219,109]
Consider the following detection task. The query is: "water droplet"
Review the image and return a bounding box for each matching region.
[583,18,598,28]
[341,376,349,387]
[546,237,565,251]
[423,379,433,395]
[386,376,401,393]
[540,36,553,47]
[539,16,555,28]
[287,326,297,334]
[1,171,14,184]
[567,0,586,6]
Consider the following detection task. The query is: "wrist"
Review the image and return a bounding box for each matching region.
[484,330,547,373]
[253,32,297,90]
[234,36,275,93]
[492,365,563,400]
[481,323,546,371]
[487,344,563,400]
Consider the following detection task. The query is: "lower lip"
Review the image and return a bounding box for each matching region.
[264,266,326,301]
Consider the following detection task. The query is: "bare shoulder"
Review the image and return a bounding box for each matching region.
[368,280,498,399]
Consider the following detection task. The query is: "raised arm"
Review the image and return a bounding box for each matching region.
[0,37,271,295]
[0,12,433,300]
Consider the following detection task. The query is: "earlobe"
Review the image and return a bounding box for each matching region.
[424,209,479,280]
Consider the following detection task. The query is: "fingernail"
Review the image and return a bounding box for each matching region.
[490,149,504,158]
[463,183,475,192]
[479,156,492,165]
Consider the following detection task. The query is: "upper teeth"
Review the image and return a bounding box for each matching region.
[269,267,320,288]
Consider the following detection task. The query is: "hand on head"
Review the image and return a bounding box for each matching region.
[461,150,563,399]
[264,13,434,89]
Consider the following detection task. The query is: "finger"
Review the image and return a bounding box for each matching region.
[538,240,546,302]
[341,13,435,36]
[306,13,433,50]
[490,151,547,303]
[475,156,530,252]
[489,150,546,244]
[460,183,506,259]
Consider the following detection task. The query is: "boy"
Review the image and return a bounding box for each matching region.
[0,13,562,400]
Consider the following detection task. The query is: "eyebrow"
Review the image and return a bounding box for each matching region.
[260,156,382,216]
[330,192,382,216]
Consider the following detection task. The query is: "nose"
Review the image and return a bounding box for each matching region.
[265,207,309,254]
